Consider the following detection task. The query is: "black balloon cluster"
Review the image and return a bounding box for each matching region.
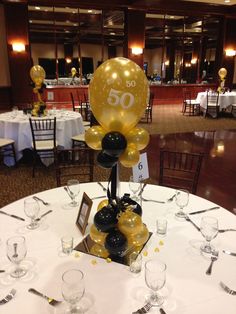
[97,131,127,169]
[93,195,142,260]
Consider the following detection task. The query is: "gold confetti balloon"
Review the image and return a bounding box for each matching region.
[118,210,142,236]
[127,223,149,247]
[90,243,109,258]
[90,224,108,245]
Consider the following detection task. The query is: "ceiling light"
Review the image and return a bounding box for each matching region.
[35,6,40,10]
[88,10,92,13]
[131,47,143,55]
[224,0,230,3]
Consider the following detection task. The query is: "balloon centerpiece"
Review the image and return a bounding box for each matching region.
[30,65,46,117]
[84,57,151,263]
[217,67,227,94]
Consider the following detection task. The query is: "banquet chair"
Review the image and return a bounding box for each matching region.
[29,117,57,177]
[142,92,154,123]
[55,147,94,187]
[231,104,236,117]
[203,91,220,118]
[159,150,204,194]
[71,92,81,113]
[0,138,17,166]
[71,124,90,148]
[182,89,200,116]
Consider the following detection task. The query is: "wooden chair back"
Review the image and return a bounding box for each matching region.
[159,150,203,194]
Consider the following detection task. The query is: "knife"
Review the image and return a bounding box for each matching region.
[138,183,147,196]
[0,210,25,221]
[0,270,5,273]
[91,195,106,200]
[185,216,200,231]
[97,182,107,192]
[36,210,53,221]
[188,206,220,215]
[222,249,236,257]
[160,308,167,314]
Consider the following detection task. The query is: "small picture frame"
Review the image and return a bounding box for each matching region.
[76,192,93,235]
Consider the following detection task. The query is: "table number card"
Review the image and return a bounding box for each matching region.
[132,152,149,182]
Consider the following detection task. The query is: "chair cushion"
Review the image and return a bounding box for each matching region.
[0,138,14,148]
[34,140,58,150]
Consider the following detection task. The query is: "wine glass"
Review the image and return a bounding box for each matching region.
[145,259,166,306]
[24,197,40,229]
[61,269,85,314]
[67,179,80,207]
[6,236,27,278]
[175,189,189,219]
[129,176,141,201]
[200,216,218,254]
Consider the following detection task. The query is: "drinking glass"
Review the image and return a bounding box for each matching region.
[129,176,141,201]
[11,106,18,118]
[61,269,85,314]
[175,189,189,219]
[24,197,40,229]
[200,216,218,254]
[6,236,27,278]
[67,179,80,207]
[145,259,166,306]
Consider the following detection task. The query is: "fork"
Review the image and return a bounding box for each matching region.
[28,288,62,306]
[220,281,236,295]
[132,302,152,314]
[167,191,179,202]
[218,228,236,233]
[97,182,107,192]
[206,251,219,275]
[33,196,50,206]
[141,196,165,204]
[0,289,16,305]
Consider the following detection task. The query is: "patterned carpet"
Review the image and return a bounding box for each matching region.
[1,103,236,208]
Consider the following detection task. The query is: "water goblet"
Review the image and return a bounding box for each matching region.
[24,197,40,229]
[11,106,18,118]
[61,269,85,314]
[129,176,141,201]
[175,189,189,219]
[67,179,80,207]
[6,236,27,278]
[200,216,218,254]
[145,259,166,306]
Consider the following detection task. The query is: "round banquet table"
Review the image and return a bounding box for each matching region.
[0,110,84,165]
[0,182,235,314]
[196,91,236,111]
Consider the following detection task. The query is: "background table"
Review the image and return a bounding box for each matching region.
[0,110,84,164]
[0,182,235,313]
[196,91,236,111]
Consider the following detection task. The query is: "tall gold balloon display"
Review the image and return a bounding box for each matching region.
[217,67,227,94]
[30,65,46,116]
[85,57,151,262]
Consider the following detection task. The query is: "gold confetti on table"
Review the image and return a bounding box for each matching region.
[106,258,112,263]
[143,250,148,256]
[159,240,164,246]
[91,259,97,265]
[74,252,80,258]
[154,247,160,252]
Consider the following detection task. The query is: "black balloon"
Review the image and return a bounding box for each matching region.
[102,132,127,157]
[97,151,118,169]
[94,206,118,232]
[105,229,127,256]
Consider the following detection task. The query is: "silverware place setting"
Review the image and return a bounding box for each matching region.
[206,250,219,275]
[0,289,16,305]
[97,182,107,192]
[222,249,236,256]
[36,209,53,221]
[185,216,200,231]
[33,196,50,206]
[28,288,62,306]
[141,196,165,204]
[91,195,107,200]
[0,210,25,221]
[188,206,220,215]
[220,282,236,295]
[132,302,167,314]
[218,228,236,233]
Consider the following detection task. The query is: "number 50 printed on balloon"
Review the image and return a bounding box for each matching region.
[89,57,149,134]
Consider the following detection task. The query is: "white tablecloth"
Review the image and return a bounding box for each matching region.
[196,91,236,110]
[0,110,84,164]
[0,182,235,314]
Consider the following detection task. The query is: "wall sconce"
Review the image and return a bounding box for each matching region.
[191,58,197,65]
[12,42,25,52]
[185,62,191,68]
[225,49,236,57]
[164,60,170,66]
[131,47,143,55]
[65,57,72,64]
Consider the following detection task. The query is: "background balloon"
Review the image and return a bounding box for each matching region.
[30,65,46,86]
[85,126,106,150]
[119,143,140,168]
[126,127,150,151]
[89,57,149,134]
[97,151,118,169]
[102,131,127,157]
